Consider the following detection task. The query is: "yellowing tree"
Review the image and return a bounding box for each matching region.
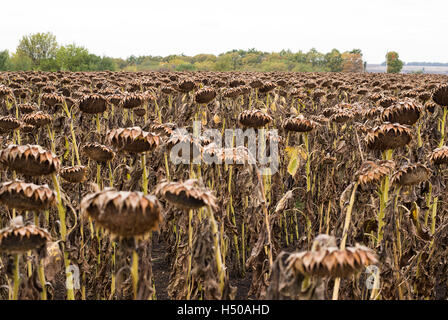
[341,51,364,72]
[386,51,404,73]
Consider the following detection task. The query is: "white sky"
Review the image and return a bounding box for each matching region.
[1,0,447,64]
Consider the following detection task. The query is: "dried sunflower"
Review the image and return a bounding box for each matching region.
[222,87,242,99]
[381,99,422,125]
[356,160,395,187]
[107,93,123,106]
[166,130,202,162]
[0,116,21,131]
[0,144,60,176]
[83,142,115,163]
[150,122,177,138]
[283,115,317,132]
[286,235,378,278]
[20,124,36,133]
[18,103,38,114]
[258,81,276,93]
[366,123,412,151]
[379,96,397,108]
[40,93,65,107]
[80,189,163,239]
[432,84,448,107]
[133,107,146,117]
[79,94,108,114]
[391,164,432,186]
[22,111,53,128]
[238,109,272,128]
[121,92,151,109]
[194,87,217,104]
[429,146,448,165]
[60,165,88,183]
[0,216,51,254]
[155,179,217,210]
[107,127,160,153]
[0,180,56,211]
[330,110,354,123]
[213,146,255,166]
[176,79,195,93]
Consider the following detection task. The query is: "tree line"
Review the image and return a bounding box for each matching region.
[0,32,404,73]
[0,32,116,72]
[117,48,365,73]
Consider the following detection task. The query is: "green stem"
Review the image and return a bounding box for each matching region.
[164,153,170,180]
[52,173,66,241]
[206,206,226,296]
[38,259,47,300]
[431,196,438,235]
[12,254,20,300]
[96,113,101,133]
[108,162,114,188]
[142,153,148,194]
[377,149,393,244]
[47,125,55,153]
[131,249,139,299]
[332,182,359,300]
[51,173,74,300]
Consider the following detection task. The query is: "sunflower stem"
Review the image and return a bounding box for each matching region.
[186,209,193,299]
[96,164,102,189]
[141,153,148,195]
[131,249,139,300]
[12,254,20,300]
[304,132,311,192]
[439,107,448,148]
[332,182,359,300]
[206,206,226,296]
[108,161,114,188]
[38,258,47,300]
[377,149,393,244]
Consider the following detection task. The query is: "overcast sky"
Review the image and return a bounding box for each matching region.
[1,0,447,64]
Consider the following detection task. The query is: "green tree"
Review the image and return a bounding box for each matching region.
[194,60,216,71]
[306,48,325,67]
[138,56,162,71]
[97,56,117,71]
[39,58,60,71]
[325,49,343,72]
[350,48,363,56]
[291,63,315,72]
[56,44,90,71]
[9,52,33,71]
[192,54,217,64]
[241,52,264,66]
[175,63,196,71]
[214,54,233,71]
[386,51,404,73]
[292,51,306,64]
[86,54,117,71]
[260,61,288,72]
[16,32,58,68]
[113,58,128,70]
[0,50,10,71]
